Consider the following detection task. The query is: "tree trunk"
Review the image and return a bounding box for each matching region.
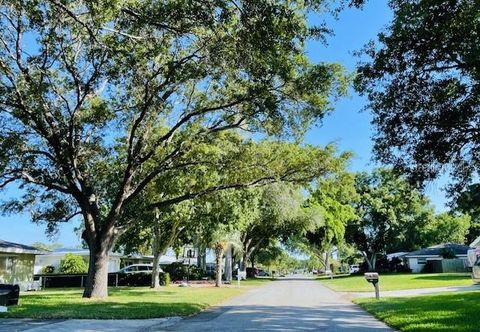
[371,253,377,271]
[151,224,175,288]
[151,251,162,288]
[241,252,248,272]
[151,225,165,289]
[214,243,224,287]
[324,251,330,272]
[363,252,377,271]
[83,238,112,298]
[224,244,232,282]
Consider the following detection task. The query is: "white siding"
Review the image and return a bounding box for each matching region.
[408,258,423,273]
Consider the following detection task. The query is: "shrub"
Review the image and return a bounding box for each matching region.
[117,272,170,286]
[164,262,202,281]
[42,265,55,274]
[163,272,171,286]
[59,253,88,274]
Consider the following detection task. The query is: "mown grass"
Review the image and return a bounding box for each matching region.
[0,279,270,319]
[318,273,473,292]
[355,291,480,332]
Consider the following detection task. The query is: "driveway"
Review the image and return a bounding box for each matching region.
[162,275,392,331]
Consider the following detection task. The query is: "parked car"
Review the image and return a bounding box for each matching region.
[257,269,270,277]
[246,267,259,278]
[349,264,360,274]
[118,264,163,274]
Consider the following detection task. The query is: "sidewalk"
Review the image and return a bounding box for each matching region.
[344,284,480,299]
[0,317,181,332]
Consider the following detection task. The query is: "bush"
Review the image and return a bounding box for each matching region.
[59,253,88,274]
[163,272,171,286]
[42,265,55,274]
[164,262,202,281]
[117,272,170,286]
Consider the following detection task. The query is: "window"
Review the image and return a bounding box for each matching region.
[138,265,150,271]
[417,258,427,264]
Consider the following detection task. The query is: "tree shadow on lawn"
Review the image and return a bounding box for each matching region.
[359,292,480,332]
[0,301,205,319]
[410,274,471,282]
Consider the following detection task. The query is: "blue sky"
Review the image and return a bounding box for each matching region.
[0,2,449,247]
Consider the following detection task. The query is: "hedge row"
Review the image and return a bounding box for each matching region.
[35,272,170,288]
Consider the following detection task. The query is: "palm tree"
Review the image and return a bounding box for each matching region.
[210,229,242,287]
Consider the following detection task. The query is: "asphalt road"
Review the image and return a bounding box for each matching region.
[0,275,393,332]
[162,275,393,332]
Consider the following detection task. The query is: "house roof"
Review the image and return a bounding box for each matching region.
[471,235,480,248]
[0,240,46,255]
[405,243,473,258]
[387,252,409,260]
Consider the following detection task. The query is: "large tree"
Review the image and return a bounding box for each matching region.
[238,183,315,272]
[304,172,358,271]
[345,169,434,270]
[0,1,348,297]
[356,0,480,189]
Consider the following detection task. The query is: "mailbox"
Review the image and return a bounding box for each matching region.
[364,273,380,299]
[364,272,379,283]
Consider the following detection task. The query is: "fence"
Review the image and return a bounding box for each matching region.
[428,259,469,273]
[34,273,121,288]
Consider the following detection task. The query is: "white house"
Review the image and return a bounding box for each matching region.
[34,248,122,274]
[405,243,472,273]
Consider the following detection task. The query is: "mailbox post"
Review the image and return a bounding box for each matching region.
[364,272,380,300]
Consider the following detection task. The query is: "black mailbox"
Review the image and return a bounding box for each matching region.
[0,284,20,306]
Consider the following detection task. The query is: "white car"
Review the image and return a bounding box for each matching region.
[118,264,163,274]
[349,264,360,274]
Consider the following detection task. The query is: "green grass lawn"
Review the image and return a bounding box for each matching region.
[355,291,480,332]
[0,280,269,319]
[318,273,473,292]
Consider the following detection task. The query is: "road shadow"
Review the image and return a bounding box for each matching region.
[164,303,392,331]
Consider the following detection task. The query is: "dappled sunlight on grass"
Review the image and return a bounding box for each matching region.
[355,291,480,332]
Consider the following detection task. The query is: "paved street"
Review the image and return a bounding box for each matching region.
[0,276,392,332]
[163,275,392,331]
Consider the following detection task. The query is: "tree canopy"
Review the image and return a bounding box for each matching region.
[0,0,349,297]
[453,183,480,244]
[356,0,480,189]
